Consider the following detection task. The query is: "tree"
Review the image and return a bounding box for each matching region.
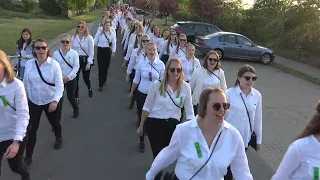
[189,0,223,22]
[159,0,179,24]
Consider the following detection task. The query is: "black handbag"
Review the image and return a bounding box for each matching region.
[164,129,224,180]
[102,32,113,48]
[240,94,257,150]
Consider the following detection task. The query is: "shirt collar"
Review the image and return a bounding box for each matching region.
[146,56,161,64]
[235,85,255,96]
[191,115,231,129]
[0,78,8,88]
[35,57,52,65]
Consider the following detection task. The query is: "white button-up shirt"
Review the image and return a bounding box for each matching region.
[143,80,194,120]
[71,35,94,64]
[272,135,320,180]
[124,43,136,61]
[52,49,80,81]
[146,118,253,180]
[180,56,201,82]
[93,30,117,53]
[170,46,186,59]
[159,40,176,58]
[127,48,144,74]
[0,78,29,142]
[23,58,64,105]
[133,57,165,94]
[225,86,262,147]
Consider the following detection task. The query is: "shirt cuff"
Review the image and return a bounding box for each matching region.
[257,135,262,144]
[14,134,24,141]
[53,96,61,103]
[146,171,155,180]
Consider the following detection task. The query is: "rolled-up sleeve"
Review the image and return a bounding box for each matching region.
[112,32,117,53]
[184,84,194,120]
[254,93,263,144]
[67,52,80,80]
[53,61,64,103]
[133,62,141,84]
[14,81,29,141]
[87,36,94,64]
[142,81,158,112]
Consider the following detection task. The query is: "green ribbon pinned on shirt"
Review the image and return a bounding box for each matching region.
[0,96,8,107]
[194,142,202,158]
[314,167,319,180]
[179,97,183,106]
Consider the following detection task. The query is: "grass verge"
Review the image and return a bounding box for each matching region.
[0,9,104,55]
[153,19,175,31]
[271,62,320,86]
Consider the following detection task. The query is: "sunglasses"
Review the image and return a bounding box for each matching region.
[61,40,70,44]
[212,103,230,111]
[208,58,218,62]
[34,46,47,50]
[137,34,143,37]
[148,72,152,81]
[170,33,176,35]
[142,40,150,43]
[77,26,84,29]
[180,39,187,42]
[169,68,182,73]
[243,76,257,81]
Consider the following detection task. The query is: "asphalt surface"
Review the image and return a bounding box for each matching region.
[3,21,274,180]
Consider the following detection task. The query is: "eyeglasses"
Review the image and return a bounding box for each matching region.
[142,40,150,43]
[61,40,70,44]
[212,103,230,111]
[208,58,218,62]
[180,39,186,42]
[148,72,152,81]
[243,76,257,81]
[34,46,47,50]
[77,26,84,29]
[169,68,182,73]
[137,34,143,37]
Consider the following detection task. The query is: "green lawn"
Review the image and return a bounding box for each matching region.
[153,18,175,32]
[0,9,104,55]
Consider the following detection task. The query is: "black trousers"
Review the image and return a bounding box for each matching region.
[97,47,112,87]
[135,90,147,142]
[75,56,92,98]
[26,99,63,158]
[146,118,179,158]
[0,139,30,179]
[65,78,78,111]
[224,148,248,180]
[129,69,136,101]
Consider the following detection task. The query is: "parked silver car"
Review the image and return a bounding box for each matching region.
[194,32,275,64]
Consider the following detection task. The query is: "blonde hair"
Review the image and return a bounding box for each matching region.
[137,34,150,56]
[159,57,184,98]
[0,50,15,83]
[60,34,71,41]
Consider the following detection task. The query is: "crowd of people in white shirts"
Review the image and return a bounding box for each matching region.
[0,3,319,180]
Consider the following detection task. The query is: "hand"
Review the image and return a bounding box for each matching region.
[122,61,127,68]
[48,101,58,112]
[4,142,20,159]
[125,75,130,82]
[63,76,69,84]
[111,53,115,57]
[137,125,143,136]
[85,63,91,71]
[128,92,133,99]
[255,144,261,152]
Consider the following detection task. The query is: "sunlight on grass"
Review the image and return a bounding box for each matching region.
[71,9,105,22]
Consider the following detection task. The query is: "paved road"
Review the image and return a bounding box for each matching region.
[3,20,320,180]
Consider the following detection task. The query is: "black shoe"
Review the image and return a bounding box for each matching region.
[99,87,103,92]
[21,174,31,180]
[54,137,63,149]
[88,89,93,97]
[73,109,79,118]
[139,142,145,153]
[75,98,80,104]
[24,157,33,166]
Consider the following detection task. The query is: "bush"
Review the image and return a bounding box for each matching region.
[172,10,200,22]
[38,0,62,15]
[0,0,14,10]
[22,0,37,12]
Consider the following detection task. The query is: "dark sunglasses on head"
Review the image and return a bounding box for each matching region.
[77,26,84,29]
[142,40,150,43]
[169,68,182,73]
[180,39,186,41]
[212,103,230,111]
[61,40,70,44]
[244,76,257,81]
[208,58,218,62]
[34,46,47,50]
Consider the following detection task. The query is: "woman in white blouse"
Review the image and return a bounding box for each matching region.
[23,39,64,166]
[129,42,165,153]
[170,33,187,59]
[52,34,80,118]
[150,26,161,51]
[224,64,262,180]
[189,50,227,115]
[71,21,94,101]
[94,20,116,91]
[159,29,178,65]
[124,21,144,52]
[145,87,253,180]
[15,28,33,80]
[122,31,143,68]
[272,101,320,180]
[0,50,31,180]
[180,44,201,83]
[157,29,169,54]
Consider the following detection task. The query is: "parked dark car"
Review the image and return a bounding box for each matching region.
[194,32,275,64]
[171,21,222,43]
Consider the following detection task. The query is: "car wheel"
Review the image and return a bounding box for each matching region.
[214,49,223,59]
[261,53,271,64]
